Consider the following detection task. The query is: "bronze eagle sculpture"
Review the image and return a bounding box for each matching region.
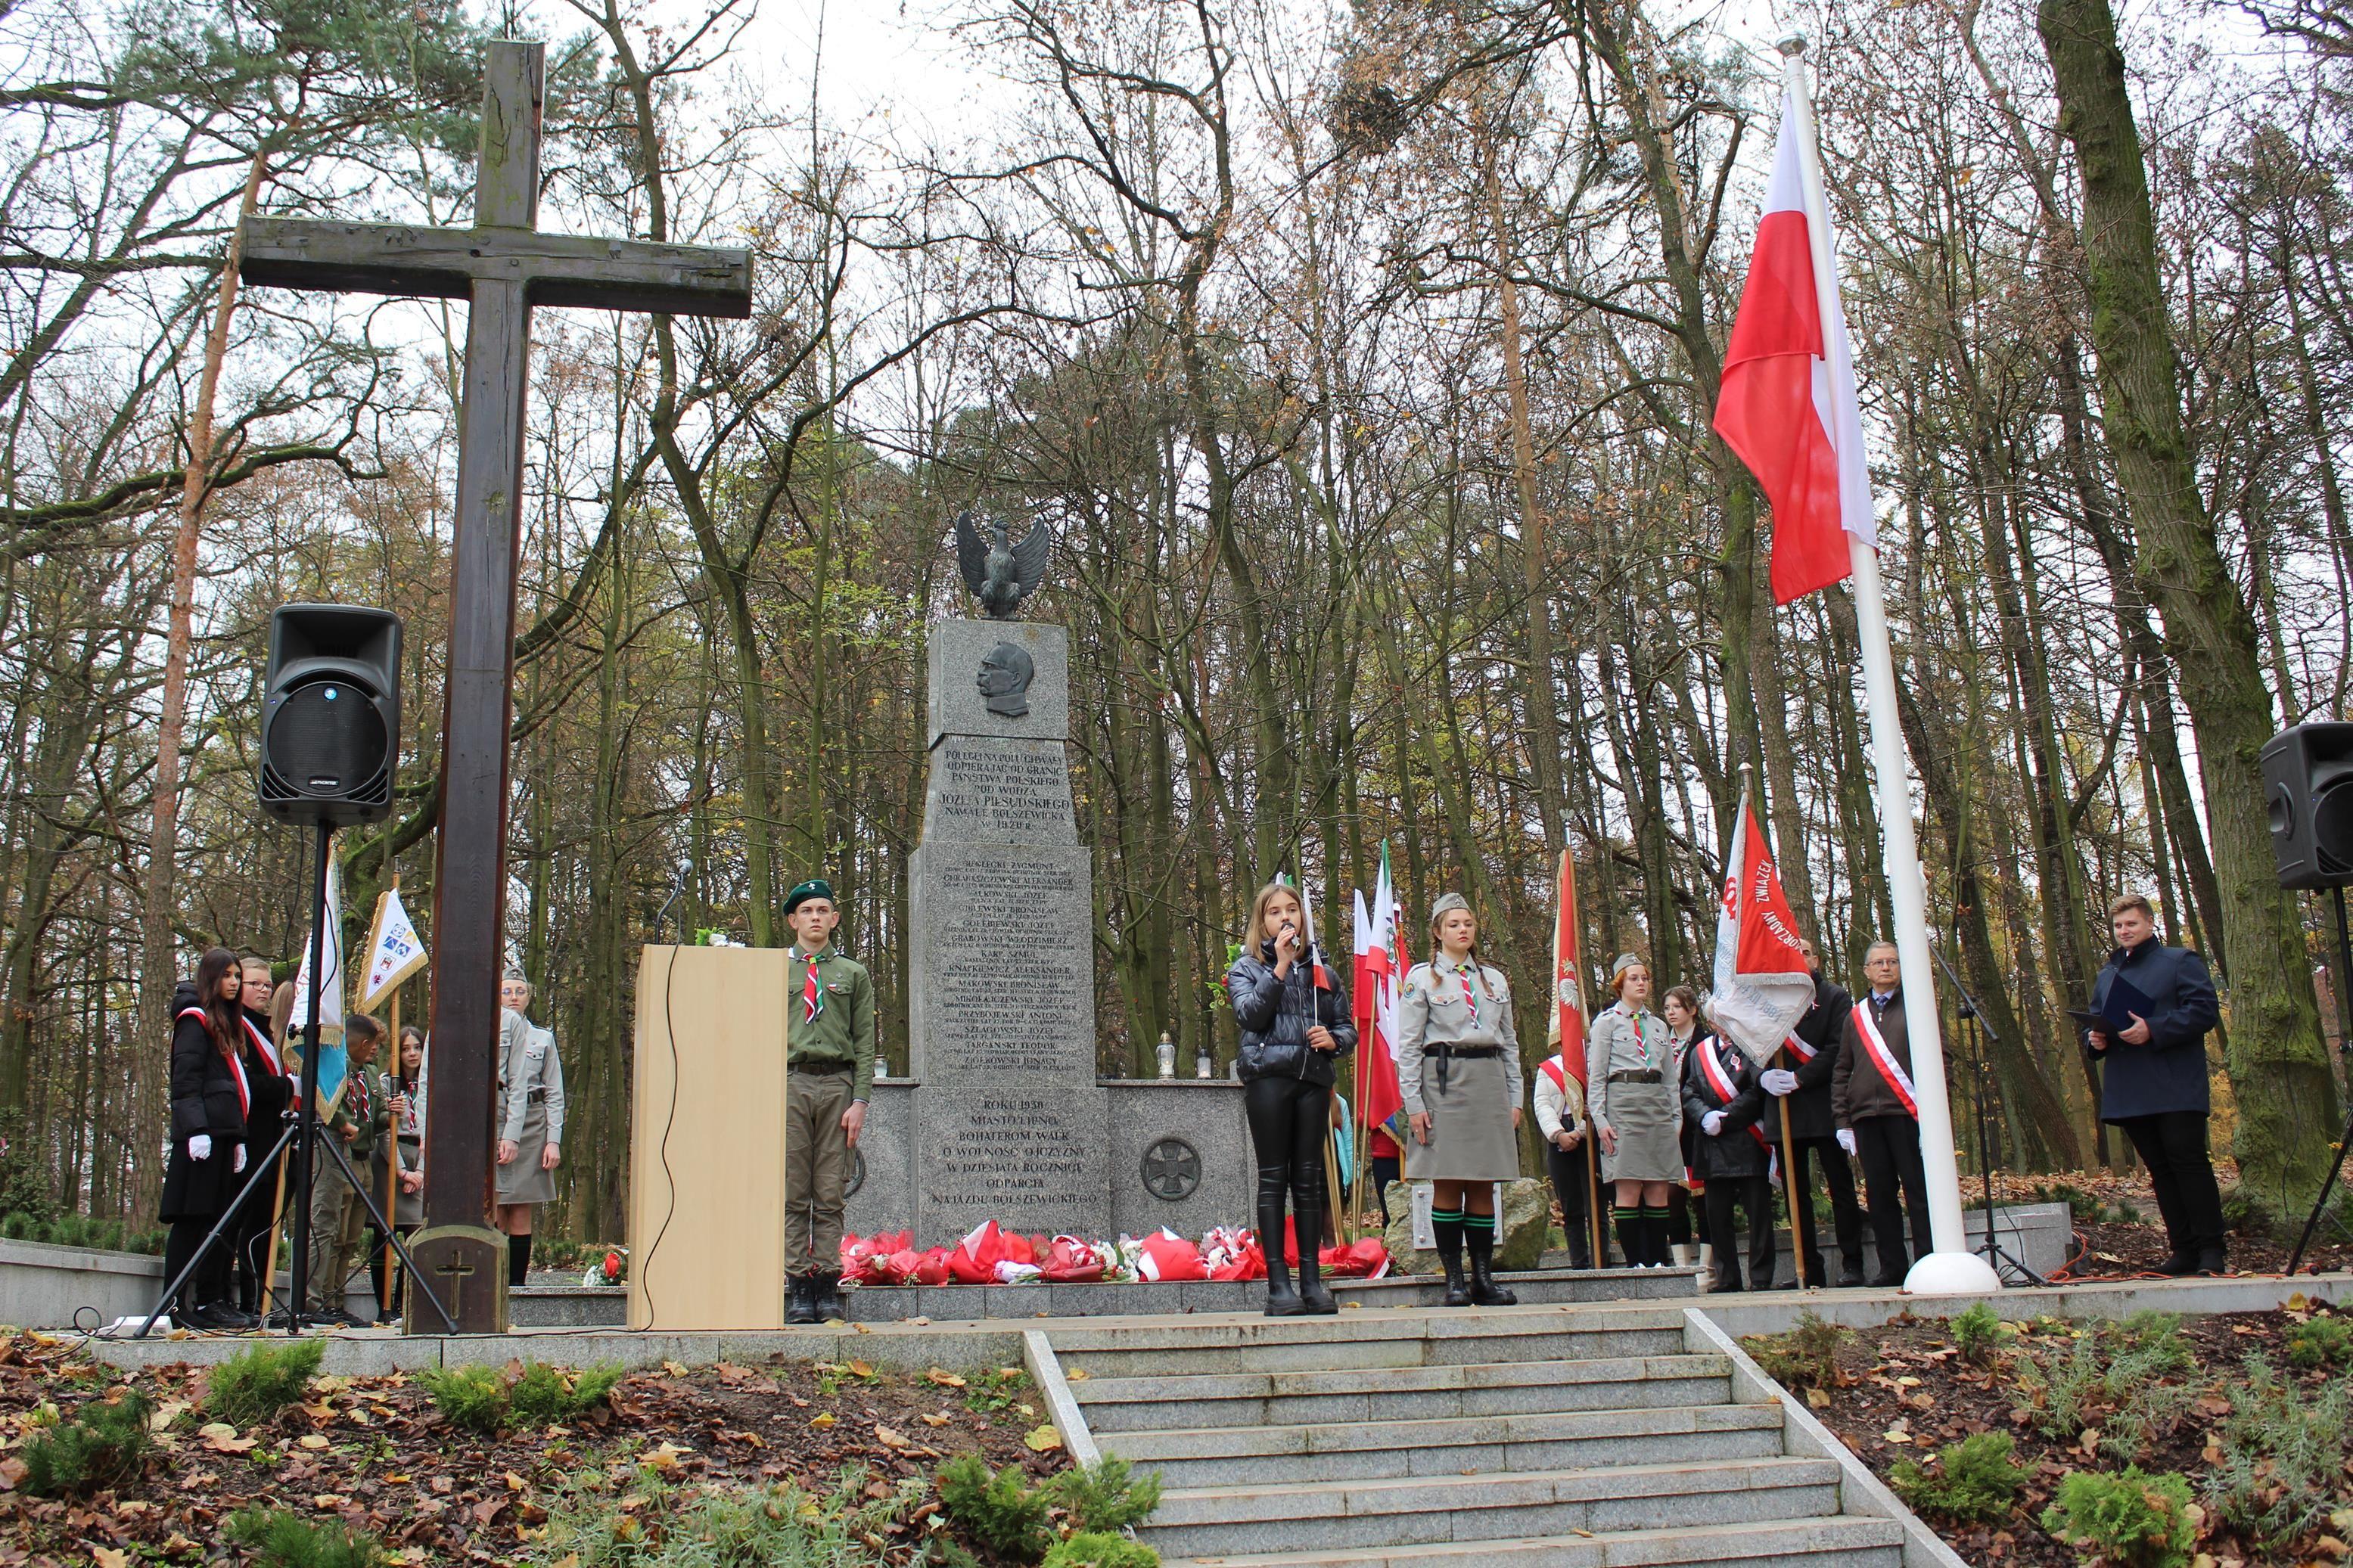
[953,510,1053,620]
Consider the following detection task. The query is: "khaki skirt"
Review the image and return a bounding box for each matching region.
[1403,1052,1520,1182]
[496,1101,555,1205]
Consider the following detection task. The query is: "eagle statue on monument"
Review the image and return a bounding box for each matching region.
[954,510,1053,620]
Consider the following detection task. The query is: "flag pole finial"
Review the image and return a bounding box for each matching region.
[1776,29,1809,57]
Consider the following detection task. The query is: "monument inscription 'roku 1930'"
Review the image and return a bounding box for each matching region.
[908,619,1112,1242]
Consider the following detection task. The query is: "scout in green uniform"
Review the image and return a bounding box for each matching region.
[783,878,876,1324]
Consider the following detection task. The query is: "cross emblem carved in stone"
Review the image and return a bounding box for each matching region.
[236,40,752,1334]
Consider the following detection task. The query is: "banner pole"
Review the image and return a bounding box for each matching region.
[1776,1044,1809,1288]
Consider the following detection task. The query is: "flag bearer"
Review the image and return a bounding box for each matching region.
[1397,893,1523,1307]
[782,878,875,1325]
[1533,1046,1600,1269]
[1832,941,1932,1287]
[1680,1018,1778,1291]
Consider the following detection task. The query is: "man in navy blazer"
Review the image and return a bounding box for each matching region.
[2087,893,2226,1275]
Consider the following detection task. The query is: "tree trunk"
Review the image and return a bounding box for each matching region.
[2041,0,2337,1216]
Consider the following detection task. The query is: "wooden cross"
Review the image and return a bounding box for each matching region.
[240,40,752,1330]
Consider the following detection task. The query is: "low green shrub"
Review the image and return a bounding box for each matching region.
[2204,1355,2350,1551]
[1950,1303,2005,1367]
[1742,1311,1849,1391]
[2040,1467,2199,1568]
[1040,1533,1157,1568]
[2013,1315,2196,1458]
[225,1507,389,1568]
[2286,1313,2353,1370]
[21,1389,153,1497]
[418,1363,508,1436]
[1043,1457,1161,1535]
[206,1338,325,1427]
[939,1452,1055,1561]
[1888,1431,2029,1524]
[508,1362,623,1425]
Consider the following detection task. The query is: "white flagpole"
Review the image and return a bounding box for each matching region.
[1779,33,1999,1294]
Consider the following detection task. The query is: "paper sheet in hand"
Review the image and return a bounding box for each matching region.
[2068,973,2156,1036]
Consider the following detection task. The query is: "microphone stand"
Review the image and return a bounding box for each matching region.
[1929,941,2046,1286]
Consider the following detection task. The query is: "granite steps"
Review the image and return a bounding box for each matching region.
[1063,1306,1906,1566]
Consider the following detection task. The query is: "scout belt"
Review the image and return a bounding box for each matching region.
[1607,1069,1663,1084]
[1431,1042,1501,1091]
[788,1060,854,1075]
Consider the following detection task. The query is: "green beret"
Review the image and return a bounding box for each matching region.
[784,878,836,916]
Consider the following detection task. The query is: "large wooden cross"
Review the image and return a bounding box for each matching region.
[241,39,751,1332]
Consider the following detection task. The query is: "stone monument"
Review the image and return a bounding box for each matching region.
[906,618,1111,1240]
[847,519,1250,1247]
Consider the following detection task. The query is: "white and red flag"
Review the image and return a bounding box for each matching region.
[1546,848,1589,1085]
[1711,88,1876,606]
[1705,792,1816,1064]
[1351,844,1407,1141]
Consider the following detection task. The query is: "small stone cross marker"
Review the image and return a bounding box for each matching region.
[238,40,752,1331]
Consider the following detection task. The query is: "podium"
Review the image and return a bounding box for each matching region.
[627,945,791,1330]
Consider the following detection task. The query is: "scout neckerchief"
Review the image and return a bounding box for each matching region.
[1853,995,1919,1116]
[794,946,827,1024]
[180,1007,250,1116]
[1448,955,1481,1028]
[241,1012,281,1076]
[1613,1000,1657,1072]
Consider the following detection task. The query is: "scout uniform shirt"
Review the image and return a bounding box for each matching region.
[787,945,878,1101]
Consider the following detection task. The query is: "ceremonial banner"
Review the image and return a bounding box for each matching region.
[1351,844,1407,1142]
[358,887,429,1012]
[288,837,347,1110]
[1711,86,1876,605]
[1547,848,1590,1084]
[1705,792,1816,1064]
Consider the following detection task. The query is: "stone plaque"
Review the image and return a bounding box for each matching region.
[927,619,1068,747]
[921,737,1076,844]
[915,1078,1110,1243]
[908,841,1094,1080]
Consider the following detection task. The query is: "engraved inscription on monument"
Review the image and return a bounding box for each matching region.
[922,737,1076,843]
[916,1085,1108,1239]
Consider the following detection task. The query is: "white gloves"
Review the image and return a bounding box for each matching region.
[1702,1110,1725,1137]
[188,1134,212,1161]
[1761,1068,1798,1096]
[1837,1128,1858,1157]
[232,1144,247,1173]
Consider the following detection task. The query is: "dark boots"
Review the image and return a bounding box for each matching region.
[507,1232,532,1288]
[1296,1206,1338,1315]
[812,1275,844,1322]
[785,1275,819,1325]
[1432,1207,1470,1306]
[1614,1207,1643,1268]
[1464,1212,1517,1306]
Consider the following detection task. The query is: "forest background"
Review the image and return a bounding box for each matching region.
[5,0,2351,1247]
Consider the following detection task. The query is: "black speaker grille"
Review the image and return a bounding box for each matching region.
[267,679,388,796]
[2317,777,2353,874]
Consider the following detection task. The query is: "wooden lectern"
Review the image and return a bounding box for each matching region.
[628,945,791,1330]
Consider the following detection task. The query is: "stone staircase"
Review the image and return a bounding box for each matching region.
[1050,1305,1910,1566]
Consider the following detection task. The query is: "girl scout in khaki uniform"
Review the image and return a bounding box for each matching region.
[1587,954,1679,1268]
[1397,893,1523,1306]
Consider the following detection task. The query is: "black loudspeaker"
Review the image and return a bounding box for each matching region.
[2263,722,2353,889]
[260,604,403,825]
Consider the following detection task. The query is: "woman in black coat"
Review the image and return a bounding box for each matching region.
[232,955,291,1318]
[1678,1024,1777,1293]
[1226,881,1356,1318]
[160,947,255,1330]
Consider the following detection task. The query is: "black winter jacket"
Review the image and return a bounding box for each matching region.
[2090,939,2221,1121]
[1783,973,1853,1143]
[1227,943,1357,1086]
[1678,1032,1771,1179]
[169,980,250,1144]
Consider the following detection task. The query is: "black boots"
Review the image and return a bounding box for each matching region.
[786,1275,819,1325]
[507,1232,532,1288]
[1296,1206,1338,1315]
[1432,1207,1471,1306]
[812,1275,844,1321]
[1464,1215,1517,1306]
[1264,1255,1304,1316]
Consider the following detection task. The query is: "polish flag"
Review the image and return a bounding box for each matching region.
[1351,845,1407,1141]
[1712,90,1876,605]
[1547,848,1589,1085]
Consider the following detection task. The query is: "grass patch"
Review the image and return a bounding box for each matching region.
[205,1338,325,1427]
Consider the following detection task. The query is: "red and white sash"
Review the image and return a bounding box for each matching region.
[1538,1056,1568,1093]
[180,1007,250,1116]
[1852,1001,1919,1116]
[241,1014,282,1076]
[1696,1036,1774,1163]
[1783,1031,1816,1063]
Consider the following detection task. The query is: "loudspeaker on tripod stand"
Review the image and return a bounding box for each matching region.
[2262,721,2353,1275]
[260,605,402,825]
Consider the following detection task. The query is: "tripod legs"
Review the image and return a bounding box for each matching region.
[139,1121,298,1337]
